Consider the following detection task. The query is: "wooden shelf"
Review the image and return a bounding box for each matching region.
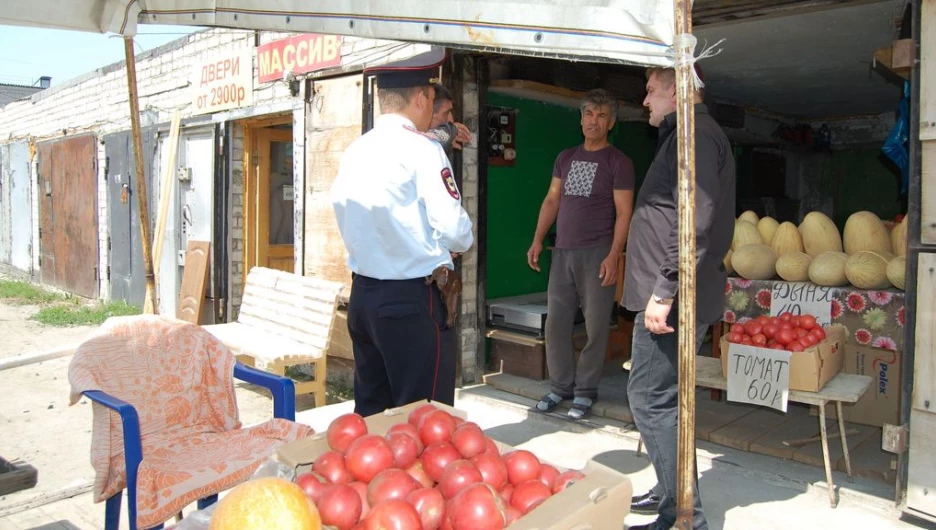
[873,39,914,80]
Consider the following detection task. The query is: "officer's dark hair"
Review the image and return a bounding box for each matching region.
[432,83,454,113]
[378,86,432,114]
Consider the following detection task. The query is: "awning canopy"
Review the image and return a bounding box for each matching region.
[2,0,676,67]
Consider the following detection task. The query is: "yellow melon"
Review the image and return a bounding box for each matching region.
[890,216,908,257]
[808,251,850,287]
[757,217,780,246]
[732,220,762,251]
[843,211,892,255]
[775,252,812,282]
[799,211,843,257]
[886,255,906,290]
[731,244,778,280]
[738,210,760,226]
[209,478,321,530]
[770,222,805,256]
[845,250,894,289]
[724,250,734,275]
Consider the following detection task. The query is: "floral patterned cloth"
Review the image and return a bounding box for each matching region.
[723,277,906,351]
[68,315,314,529]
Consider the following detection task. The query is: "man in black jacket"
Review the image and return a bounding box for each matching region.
[622,66,736,530]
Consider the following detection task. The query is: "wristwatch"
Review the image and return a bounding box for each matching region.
[652,295,674,305]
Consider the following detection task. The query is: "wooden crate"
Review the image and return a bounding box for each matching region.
[488,329,548,380]
[0,456,38,495]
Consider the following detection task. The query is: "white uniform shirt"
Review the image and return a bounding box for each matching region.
[331,114,474,280]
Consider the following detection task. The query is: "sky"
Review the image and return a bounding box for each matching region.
[0,25,205,88]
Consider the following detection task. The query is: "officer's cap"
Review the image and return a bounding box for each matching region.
[366,48,446,89]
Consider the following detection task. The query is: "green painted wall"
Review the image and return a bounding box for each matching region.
[484,93,656,300]
[823,149,903,228]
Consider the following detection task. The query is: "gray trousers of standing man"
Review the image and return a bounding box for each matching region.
[544,244,616,399]
[627,309,709,530]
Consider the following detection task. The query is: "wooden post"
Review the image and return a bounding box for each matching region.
[673,0,698,528]
[124,37,157,314]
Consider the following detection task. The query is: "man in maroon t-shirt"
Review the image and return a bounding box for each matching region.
[527,89,635,419]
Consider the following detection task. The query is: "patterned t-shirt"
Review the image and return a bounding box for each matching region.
[553,144,634,249]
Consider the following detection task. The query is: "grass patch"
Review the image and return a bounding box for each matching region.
[0,280,62,305]
[31,300,141,327]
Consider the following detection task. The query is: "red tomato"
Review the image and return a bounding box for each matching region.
[408,404,439,427]
[762,323,779,340]
[345,435,395,483]
[438,459,483,500]
[348,481,370,520]
[799,315,817,330]
[471,453,509,490]
[790,315,801,328]
[510,479,552,515]
[328,413,369,454]
[743,321,763,336]
[419,410,458,446]
[801,333,819,347]
[810,327,826,342]
[405,461,435,489]
[503,450,542,486]
[787,340,805,352]
[741,336,753,345]
[421,442,462,483]
[296,472,329,503]
[730,323,745,335]
[484,437,501,457]
[451,422,487,459]
[751,333,767,346]
[505,506,522,526]
[552,470,586,494]
[779,322,793,331]
[795,328,809,338]
[387,422,423,446]
[499,484,514,504]
[779,312,793,322]
[314,450,352,485]
[775,329,796,346]
[755,315,771,325]
[766,340,778,348]
[363,499,423,530]
[728,332,744,344]
[446,483,508,530]
[538,464,560,490]
[386,432,421,469]
[407,488,445,530]
[367,468,421,506]
[320,484,364,530]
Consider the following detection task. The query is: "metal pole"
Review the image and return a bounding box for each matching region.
[124,37,158,314]
[673,0,698,529]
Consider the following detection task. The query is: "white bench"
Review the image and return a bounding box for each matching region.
[623,356,872,508]
[203,267,344,408]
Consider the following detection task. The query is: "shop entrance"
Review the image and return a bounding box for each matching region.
[244,117,295,275]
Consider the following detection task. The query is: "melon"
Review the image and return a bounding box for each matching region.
[723,250,734,275]
[738,210,760,226]
[732,220,762,251]
[731,244,778,280]
[770,222,805,256]
[757,217,780,246]
[775,252,812,282]
[209,477,322,530]
[887,255,907,290]
[808,251,850,287]
[799,211,843,257]
[843,211,892,255]
[845,250,894,290]
[891,216,908,257]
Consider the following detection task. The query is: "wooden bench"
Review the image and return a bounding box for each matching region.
[203,267,344,408]
[623,356,872,508]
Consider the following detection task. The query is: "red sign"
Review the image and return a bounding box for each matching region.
[257,34,343,83]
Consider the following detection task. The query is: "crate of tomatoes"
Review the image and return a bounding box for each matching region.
[719,312,846,392]
[205,400,633,530]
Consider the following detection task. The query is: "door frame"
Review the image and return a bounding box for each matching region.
[242,114,294,280]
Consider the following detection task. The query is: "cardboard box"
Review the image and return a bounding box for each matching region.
[275,400,633,529]
[489,331,548,380]
[814,344,902,427]
[720,325,846,392]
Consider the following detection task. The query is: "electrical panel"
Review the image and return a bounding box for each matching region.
[487,107,517,167]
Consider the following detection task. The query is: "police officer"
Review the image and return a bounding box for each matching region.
[331,48,474,417]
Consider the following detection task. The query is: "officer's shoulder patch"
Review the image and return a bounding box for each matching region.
[441,167,459,199]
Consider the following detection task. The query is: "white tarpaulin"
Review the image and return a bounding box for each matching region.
[2,0,676,67]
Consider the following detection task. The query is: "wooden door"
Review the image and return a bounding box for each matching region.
[247,127,294,274]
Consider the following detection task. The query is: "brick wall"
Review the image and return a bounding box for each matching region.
[459,57,482,384]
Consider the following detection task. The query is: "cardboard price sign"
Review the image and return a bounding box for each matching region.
[769,282,833,325]
[727,345,792,412]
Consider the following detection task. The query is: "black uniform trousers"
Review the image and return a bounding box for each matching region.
[346,274,456,417]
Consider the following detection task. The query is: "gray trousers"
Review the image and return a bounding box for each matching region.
[545,244,616,399]
[627,310,709,530]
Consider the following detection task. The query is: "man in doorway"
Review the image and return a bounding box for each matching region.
[331,49,474,417]
[528,88,635,420]
[427,83,472,153]
[623,66,735,530]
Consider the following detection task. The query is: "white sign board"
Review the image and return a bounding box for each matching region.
[726,345,792,412]
[191,49,254,115]
[769,282,833,325]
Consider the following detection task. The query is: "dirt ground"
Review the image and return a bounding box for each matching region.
[0,303,95,362]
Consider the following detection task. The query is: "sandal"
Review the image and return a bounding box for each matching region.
[568,398,594,420]
[534,393,563,413]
